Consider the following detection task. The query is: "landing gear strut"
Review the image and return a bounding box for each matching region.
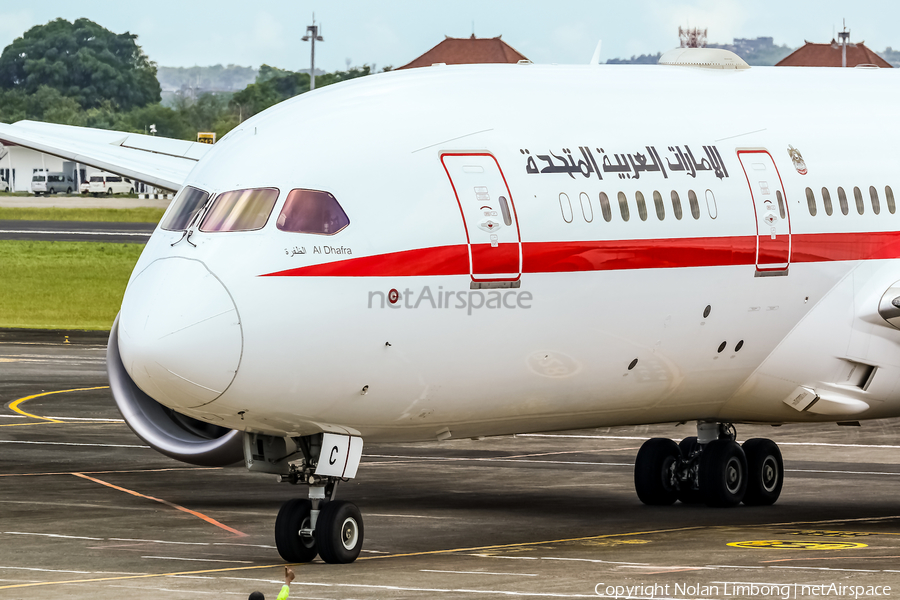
[634,422,783,508]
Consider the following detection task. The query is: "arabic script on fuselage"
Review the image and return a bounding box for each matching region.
[521,145,729,180]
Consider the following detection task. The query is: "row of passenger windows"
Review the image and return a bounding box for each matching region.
[160,186,350,235]
[559,189,717,224]
[805,186,896,217]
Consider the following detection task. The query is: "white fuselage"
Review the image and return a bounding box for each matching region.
[117,63,900,443]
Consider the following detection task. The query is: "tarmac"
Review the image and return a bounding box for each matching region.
[3,329,900,599]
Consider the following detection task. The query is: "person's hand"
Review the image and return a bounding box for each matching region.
[284,566,295,585]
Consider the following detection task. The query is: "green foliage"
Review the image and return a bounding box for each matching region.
[0,207,166,222]
[0,240,144,330]
[157,64,257,92]
[879,47,900,68]
[231,64,371,119]
[0,18,160,110]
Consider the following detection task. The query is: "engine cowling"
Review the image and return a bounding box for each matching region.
[107,316,243,467]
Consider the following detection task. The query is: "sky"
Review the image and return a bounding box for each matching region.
[2,1,900,72]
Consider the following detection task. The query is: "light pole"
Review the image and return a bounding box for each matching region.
[301,13,324,90]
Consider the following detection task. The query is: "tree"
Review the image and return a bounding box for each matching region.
[231,64,372,120]
[0,18,160,110]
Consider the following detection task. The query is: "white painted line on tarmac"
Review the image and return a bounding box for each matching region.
[141,556,255,564]
[0,566,92,574]
[470,554,649,566]
[767,565,881,573]
[787,469,900,476]
[0,440,149,448]
[290,582,599,597]
[43,416,124,422]
[212,543,276,549]
[111,538,211,546]
[364,454,632,467]
[367,512,453,519]
[522,434,900,450]
[0,229,150,237]
[3,532,103,541]
[421,569,539,577]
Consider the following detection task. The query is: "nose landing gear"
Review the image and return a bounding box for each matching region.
[634,422,783,508]
[274,477,365,564]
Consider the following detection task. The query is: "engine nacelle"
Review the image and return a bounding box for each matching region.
[107,316,243,466]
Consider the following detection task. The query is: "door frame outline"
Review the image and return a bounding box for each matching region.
[736,149,792,272]
[440,152,523,283]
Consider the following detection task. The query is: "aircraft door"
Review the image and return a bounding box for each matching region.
[737,150,791,273]
[441,153,522,286]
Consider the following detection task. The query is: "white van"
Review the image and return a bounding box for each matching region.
[89,172,135,196]
[32,172,75,195]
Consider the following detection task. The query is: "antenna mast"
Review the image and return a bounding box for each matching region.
[302,13,325,90]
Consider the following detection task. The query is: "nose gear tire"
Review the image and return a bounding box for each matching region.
[275,499,318,563]
[315,500,364,564]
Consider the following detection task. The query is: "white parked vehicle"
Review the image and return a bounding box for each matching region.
[1,176,9,192]
[79,180,91,194]
[89,172,135,196]
[32,172,74,195]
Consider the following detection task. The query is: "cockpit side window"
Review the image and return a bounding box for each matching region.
[276,189,350,235]
[161,186,211,231]
[200,188,279,232]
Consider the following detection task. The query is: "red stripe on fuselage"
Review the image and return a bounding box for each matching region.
[260,232,900,278]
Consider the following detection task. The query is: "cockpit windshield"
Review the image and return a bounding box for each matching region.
[161,186,211,231]
[199,188,279,232]
[276,189,350,235]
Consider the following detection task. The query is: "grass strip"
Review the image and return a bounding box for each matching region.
[0,207,165,223]
[0,241,144,330]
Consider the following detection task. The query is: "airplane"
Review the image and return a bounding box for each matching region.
[2,47,900,564]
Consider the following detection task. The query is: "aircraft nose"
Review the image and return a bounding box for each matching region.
[118,258,243,409]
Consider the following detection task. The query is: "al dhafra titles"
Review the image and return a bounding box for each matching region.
[312,245,351,255]
[595,582,891,598]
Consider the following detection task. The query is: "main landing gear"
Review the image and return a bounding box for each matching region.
[634,422,784,507]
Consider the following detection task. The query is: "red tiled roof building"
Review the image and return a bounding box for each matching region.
[776,40,891,68]
[397,34,528,70]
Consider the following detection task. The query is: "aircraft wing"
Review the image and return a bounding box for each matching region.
[0,120,211,191]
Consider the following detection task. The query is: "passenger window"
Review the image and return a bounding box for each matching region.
[635,191,648,221]
[671,190,683,220]
[161,185,211,231]
[822,188,833,216]
[653,191,665,220]
[688,190,700,220]
[599,192,612,222]
[617,191,630,222]
[558,192,573,223]
[853,187,864,215]
[201,187,279,232]
[579,192,593,223]
[776,190,786,219]
[887,186,896,214]
[870,186,881,215]
[838,187,848,215]
[805,188,817,216]
[705,189,717,219]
